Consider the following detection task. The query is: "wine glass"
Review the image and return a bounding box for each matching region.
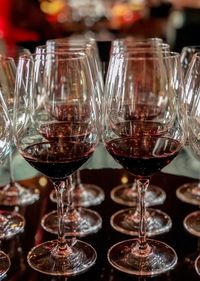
[34,45,102,237]
[37,40,105,207]
[182,52,200,240]
[184,60,200,275]
[107,39,169,208]
[13,51,99,276]
[176,46,200,205]
[0,89,13,278]
[105,44,172,237]
[0,55,39,206]
[103,51,186,276]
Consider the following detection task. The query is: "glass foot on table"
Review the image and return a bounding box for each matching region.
[27,239,97,276]
[183,211,200,237]
[108,238,177,276]
[195,255,200,276]
[111,183,166,207]
[176,182,200,205]
[110,208,172,236]
[41,208,102,237]
[0,182,39,206]
[0,250,10,278]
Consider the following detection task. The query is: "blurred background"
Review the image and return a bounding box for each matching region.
[0,0,199,53]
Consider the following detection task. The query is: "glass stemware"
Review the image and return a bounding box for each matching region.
[181,53,200,276]
[50,169,105,207]
[180,52,200,232]
[105,43,173,237]
[35,45,103,236]
[13,52,99,276]
[36,39,105,207]
[0,90,13,278]
[0,55,39,206]
[103,51,186,276]
[176,46,200,205]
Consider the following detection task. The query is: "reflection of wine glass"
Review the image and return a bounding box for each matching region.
[103,51,186,276]
[0,55,39,206]
[14,52,99,276]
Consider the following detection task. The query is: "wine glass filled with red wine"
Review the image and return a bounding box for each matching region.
[13,51,99,276]
[103,50,186,276]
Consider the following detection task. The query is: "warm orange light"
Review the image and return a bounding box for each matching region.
[40,0,65,15]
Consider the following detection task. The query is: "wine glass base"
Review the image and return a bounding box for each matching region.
[108,238,177,276]
[41,208,102,236]
[0,250,10,278]
[183,211,200,237]
[0,210,25,240]
[176,182,200,205]
[111,183,166,207]
[50,184,105,207]
[0,182,39,206]
[195,255,200,276]
[27,239,96,276]
[110,208,172,236]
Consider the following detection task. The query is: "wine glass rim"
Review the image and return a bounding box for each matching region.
[116,51,180,60]
[18,51,88,61]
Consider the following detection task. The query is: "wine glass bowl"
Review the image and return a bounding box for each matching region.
[13,51,99,276]
[103,51,185,276]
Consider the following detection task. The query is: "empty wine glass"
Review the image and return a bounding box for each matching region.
[13,51,99,275]
[103,50,186,276]
[183,57,200,275]
[0,90,14,278]
[0,55,39,206]
[182,52,200,241]
[176,46,200,205]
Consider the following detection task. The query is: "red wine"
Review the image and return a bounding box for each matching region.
[38,122,92,141]
[45,102,90,122]
[106,136,182,177]
[22,141,94,179]
[111,121,168,137]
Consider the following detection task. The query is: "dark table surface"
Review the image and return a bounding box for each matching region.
[1,168,200,281]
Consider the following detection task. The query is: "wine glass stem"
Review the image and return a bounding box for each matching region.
[8,142,15,184]
[72,170,84,192]
[136,178,150,251]
[53,178,74,255]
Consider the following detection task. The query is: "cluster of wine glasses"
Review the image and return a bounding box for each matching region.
[1,36,200,279]
[103,38,186,276]
[0,55,31,279]
[12,36,106,276]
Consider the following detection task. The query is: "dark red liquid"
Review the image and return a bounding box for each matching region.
[38,122,92,141]
[106,137,182,177]
[45,102,90,122]
[22,141,94,180]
